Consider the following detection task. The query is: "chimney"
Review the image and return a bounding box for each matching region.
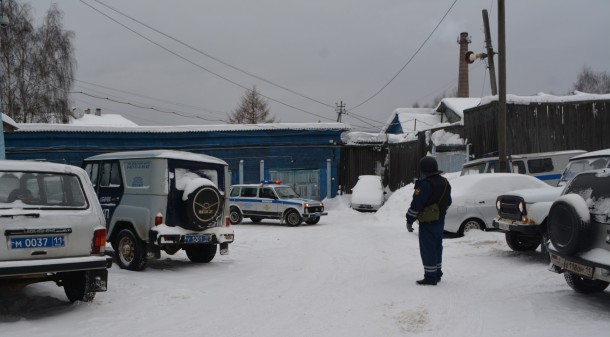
[457,32,471,98]
[95,108,101,116]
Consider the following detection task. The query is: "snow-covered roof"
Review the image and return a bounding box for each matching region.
[436,97,481,120]
[480,91,610,105]
[69,113,138,126]
[382,107,445,134]
[341,131,387,145]
[2,113,18,130]
[15,122,351,133]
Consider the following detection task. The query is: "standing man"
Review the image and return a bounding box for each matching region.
[406,156,452,286]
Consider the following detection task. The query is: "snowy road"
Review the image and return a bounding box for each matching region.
[2,194,610,337]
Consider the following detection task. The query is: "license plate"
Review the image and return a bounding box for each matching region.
[10,236,65,249]
[498,221,510,231]
[184,234,211,244]
[564,260,594,278]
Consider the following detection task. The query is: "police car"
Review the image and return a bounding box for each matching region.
[229,180,327,226]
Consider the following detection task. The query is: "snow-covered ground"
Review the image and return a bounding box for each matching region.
[2,179,610,336]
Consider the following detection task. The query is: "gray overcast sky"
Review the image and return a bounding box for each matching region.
[27,0,610,130]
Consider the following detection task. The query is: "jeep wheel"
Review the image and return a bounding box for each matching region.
[115,229,146,271]
[305,217,320,225]
[229,207,243,225]
[564,272,610,294]
[548,198,593,255]
[458,218,485,236]
[185,244,217,263]
[185,185,223,230]
[285,210,302,227]
[505,232,540,251]
[63,271,95,303]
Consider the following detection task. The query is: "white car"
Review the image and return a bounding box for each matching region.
[0,160,112,302]
[350,175,385,212]
[229,181,327,226]
[444,173,551,235]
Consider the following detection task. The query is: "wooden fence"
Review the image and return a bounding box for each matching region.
[464,100,610,158]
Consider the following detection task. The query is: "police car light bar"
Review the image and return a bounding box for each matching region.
[261,180,281,184]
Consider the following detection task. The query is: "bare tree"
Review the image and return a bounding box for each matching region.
[572,66,610,94]
[0,1,75,123]
[227,86,275,124]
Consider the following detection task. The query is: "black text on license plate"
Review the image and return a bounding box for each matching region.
[184,234,210,244]
[11,236,65,249]
[564,260,594,278]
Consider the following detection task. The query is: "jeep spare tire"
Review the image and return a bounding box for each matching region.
[547,195,593,255]
[184,185,223,230]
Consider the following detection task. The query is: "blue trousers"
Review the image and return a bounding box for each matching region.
[418,220,444,281]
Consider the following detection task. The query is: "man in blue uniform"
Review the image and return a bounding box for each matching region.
[406,156,452,285]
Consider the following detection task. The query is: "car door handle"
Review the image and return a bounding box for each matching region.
[478,201,485,204]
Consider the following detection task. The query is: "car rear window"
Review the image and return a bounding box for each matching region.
[565,172,610,224]
[0,171,88,209]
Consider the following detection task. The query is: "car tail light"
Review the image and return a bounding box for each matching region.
[225,216,231,227]
[155,212,163,226]
[92,228,107,255]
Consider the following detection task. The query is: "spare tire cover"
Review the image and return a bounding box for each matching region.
[547,197,593,255]
[184,185,223,230]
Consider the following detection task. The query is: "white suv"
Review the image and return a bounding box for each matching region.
[229,181,327,226]
[0,160,112,302]
[83,150,234,271]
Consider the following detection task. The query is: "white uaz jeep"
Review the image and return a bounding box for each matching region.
[83,150,234,271]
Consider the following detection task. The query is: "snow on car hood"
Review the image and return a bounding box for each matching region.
[500,186,563,202]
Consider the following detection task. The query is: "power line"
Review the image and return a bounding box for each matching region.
[79,0,336,123]
[75,79,227,116]
[92,0,337,111]
[350,0,459,110]
[71,91,227,122]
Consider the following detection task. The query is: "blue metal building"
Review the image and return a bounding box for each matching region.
[4,123,349,200]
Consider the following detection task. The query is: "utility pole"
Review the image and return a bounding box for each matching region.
[498,0,507,172]
[482,9,498,96]
[335,101,345,122]
[0,0,9,160]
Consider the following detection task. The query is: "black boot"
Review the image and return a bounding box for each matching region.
[416,278,437,286]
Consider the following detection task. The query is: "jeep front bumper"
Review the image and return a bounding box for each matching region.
[303,211,328,219]
[492,218,541,235]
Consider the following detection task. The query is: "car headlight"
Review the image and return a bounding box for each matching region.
[496,200,501,211]
[518,201,525,213]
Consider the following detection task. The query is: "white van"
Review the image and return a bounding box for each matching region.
[460,150,586,186]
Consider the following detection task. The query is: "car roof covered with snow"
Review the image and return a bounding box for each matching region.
[84,150,227,166]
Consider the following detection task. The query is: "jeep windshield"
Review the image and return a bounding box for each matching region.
[0,171,88,209]
[558,156,610,186]
[275,187,299,199]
